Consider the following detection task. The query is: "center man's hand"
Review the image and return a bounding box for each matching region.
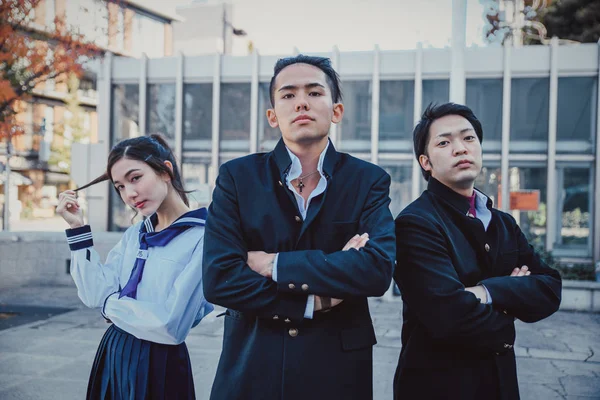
[315,232,371,312]
[247,251,276,278]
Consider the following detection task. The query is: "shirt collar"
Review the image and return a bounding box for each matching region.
[285,140,330,181]
[427,177,493,215]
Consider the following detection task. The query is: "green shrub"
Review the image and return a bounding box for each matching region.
[534,246,596,281]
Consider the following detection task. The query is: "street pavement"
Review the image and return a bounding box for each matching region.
[0,285,599,400]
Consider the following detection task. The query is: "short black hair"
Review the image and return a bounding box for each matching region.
[413,102,483,181]
[269,54,342,107]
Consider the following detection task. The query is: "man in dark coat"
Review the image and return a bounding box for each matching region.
[202,55,396,400]
[393,102,562,400]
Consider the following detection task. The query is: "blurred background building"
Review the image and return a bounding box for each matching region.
[2,0,599,267]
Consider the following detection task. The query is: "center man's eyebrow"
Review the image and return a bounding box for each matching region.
[277,82,326,92]
[435,128,474,138]
[113,169,141,185]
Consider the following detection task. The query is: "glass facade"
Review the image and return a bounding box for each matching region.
[510,78,550,153]
[102,48,599,261]
[220,83,251,152]
[379,80,414,152]
[557,77,597,154]
[147,84,176,147]
[183,83,213,152]
[339,81,372,152]
[111,84,139,146]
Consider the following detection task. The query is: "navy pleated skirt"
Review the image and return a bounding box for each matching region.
[87,324,195,400]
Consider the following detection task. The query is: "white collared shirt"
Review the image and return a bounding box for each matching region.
[272,141,330,318]
[472,189,494,304]
[67,221,213,344]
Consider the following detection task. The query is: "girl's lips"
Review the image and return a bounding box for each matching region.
[135,201,146,208]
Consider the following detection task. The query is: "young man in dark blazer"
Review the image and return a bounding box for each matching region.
[393,103,562,400]
[202,55,396,400]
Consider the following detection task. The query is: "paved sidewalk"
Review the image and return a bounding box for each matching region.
[0,285,599,399]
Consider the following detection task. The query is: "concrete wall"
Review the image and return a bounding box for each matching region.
[0,231,121,289]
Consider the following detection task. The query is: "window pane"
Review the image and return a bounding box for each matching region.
[220,83,251,152]
[422,80,449,111]
[474,165,502,207]
[379,80,414,152]
[466,79,502,152]
[258,82,280,152]
[182,157,213,209]
[111,84,139,146]
[555,167,592,255]
[183,83,212,152]
[340,81,371,152]
[557,77,597,153]
[382,165,412,218]
[510,78,549,153]
[147,84,176,147]
[509,166,548,249]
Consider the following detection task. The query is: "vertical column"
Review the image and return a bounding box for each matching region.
[250,49,259,154]
[139,53,148,136]
[449,0,467,104]
[594,40,600,264]
[371,45,380,165]
[500,39,512,213]
[174,52,184,163]
[411,42,424,201]
[210,54,222,193]
[96,52,113,231]
[545,36,559,252]
[330,46,340,147]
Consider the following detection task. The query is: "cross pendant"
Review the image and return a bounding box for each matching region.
[298,180,304,193]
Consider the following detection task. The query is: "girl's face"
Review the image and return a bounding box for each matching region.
[111,157,170,217]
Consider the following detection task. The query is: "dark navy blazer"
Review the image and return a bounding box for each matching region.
[393,177,562,400]
[203,139,396,400]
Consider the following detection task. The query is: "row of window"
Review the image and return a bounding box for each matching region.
[112,76,597,155]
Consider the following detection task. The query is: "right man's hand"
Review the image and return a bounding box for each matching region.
[510,266,531,277]
[56,190,84,229]
[315,233,370,312]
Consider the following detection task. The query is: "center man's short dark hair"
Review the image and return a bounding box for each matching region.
[413,102,483,181]
[269,54,343,107]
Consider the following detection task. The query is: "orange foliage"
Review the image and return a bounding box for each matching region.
[0,0,114,140]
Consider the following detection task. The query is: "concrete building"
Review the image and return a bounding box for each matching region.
[0,0,180,226]
[92,41,600,266]
[173,1,238,56]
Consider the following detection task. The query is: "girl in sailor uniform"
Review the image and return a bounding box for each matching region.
[56,134,213,400]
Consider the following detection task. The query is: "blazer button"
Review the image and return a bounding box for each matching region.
[467,212,475,218]
[485,243,490,252]
[289,283,296,290]
[295,216,302,222]
[284,318,291,323]
[289,328,299,337]
[278,180,283,187]
[273,315,279,320]
[301,284,309,291]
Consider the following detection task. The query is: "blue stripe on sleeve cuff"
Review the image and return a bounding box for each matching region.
[65,225,94,251]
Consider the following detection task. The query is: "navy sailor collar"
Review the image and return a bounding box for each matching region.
[142,207,208,233]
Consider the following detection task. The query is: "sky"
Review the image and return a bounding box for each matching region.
[147,0,491,55]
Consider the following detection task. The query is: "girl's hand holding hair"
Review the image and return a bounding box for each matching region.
[56,190,85,229]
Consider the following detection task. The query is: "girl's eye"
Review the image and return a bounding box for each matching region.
[115,185,124,191]
[131,176,141,182]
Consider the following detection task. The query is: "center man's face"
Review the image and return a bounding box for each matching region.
[420,114,483,191]
[266,63,343,145]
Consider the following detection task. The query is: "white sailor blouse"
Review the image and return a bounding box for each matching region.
[65,212,213,345]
